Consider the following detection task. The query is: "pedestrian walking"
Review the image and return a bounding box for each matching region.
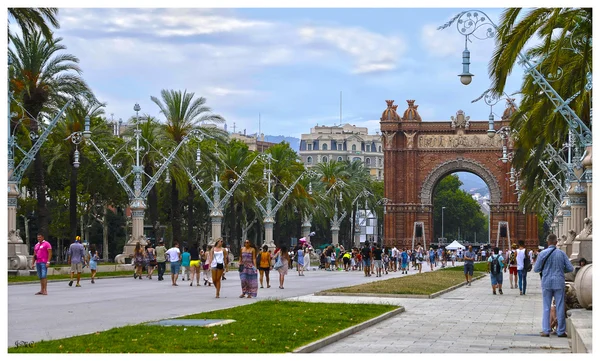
[202,245,213,286]
[132,241,145,280]
[88,244,99,284]
[428,247,436,270]
[239,240,258,298]
[258,245,272,288]
[155,239,167,281]
[507,243,518,289]
[145,241,156,279]
[189,243,201,286]
[32,234,52,295]
[181,246,191,281]
[166,242,182,286]
[208,238,228,298]
[400,248,409,274]
[361,242,372,277]
[68,236,86,287]
[296,246,305,276]
[415,243,424,274]
[534,234,573,337]
[516,240,532,295]
[487,247,505,295]
[274,246,290,289]
[373,243,384,277]
[304,247,312,271]
[463,245,475,285]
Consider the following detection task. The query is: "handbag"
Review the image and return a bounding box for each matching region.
[539,247,557,279]
[274,255,283,270]
[238,264,245,272]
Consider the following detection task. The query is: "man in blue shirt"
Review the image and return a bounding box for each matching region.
[533,234,574,337]
[487,247,505,295]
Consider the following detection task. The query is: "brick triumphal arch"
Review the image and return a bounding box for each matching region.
[380,100,538,250]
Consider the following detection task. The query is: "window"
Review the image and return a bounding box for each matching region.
[365,158,371,166]
[352,144,357,151]
[353,157,361,162]
[307,156,312,164]
[307,144,312,151]
[379,170,382,179]
[337,144,342,151]
[378,145,382,152]
[378,158,382,167]
[322,143,328,151]
[366,145,371,152]
[322,156,328,163]
[337,156,343,162]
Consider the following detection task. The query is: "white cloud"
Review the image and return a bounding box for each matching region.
[298,25,405,74]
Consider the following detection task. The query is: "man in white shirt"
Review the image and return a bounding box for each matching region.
[391,246,399,272]
[516,240,531,295]
[166,242,182,286]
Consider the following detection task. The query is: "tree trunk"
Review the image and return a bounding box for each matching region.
[103,205,109,261]
[171,178,181,243]
[69,148,78,241]
[187,181,194,244]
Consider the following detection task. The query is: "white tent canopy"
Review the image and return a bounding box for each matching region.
[445,240,466,250]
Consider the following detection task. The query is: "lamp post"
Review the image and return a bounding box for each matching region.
[439,11,592,230]
[69,104,205,262]
[441,206,446,244]
[351,190,373,248]
[255,158,317,248]
[7,54,75,270]
[184,148,269,245]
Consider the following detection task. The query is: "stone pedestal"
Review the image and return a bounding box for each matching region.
[211,215,223,244]
[574,264,593,309]
[331,228,339,246]
[8,230,33,270]
[115,201,147,263]
[570,217,592,263]
[264,219,274,246]
[564,230,577,259]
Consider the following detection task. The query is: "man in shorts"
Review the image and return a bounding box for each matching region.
[463,245,475,286]
[166,242,182,286]
[67,236,86,287]
[487,247,505,295]
[507,243,518,289]
[32,234,52,295]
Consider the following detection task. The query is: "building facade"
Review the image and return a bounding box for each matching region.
[299,124,384,180]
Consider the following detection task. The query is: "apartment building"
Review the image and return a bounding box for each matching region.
[299,123,384,180]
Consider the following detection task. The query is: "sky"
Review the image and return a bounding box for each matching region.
[33,6,530,139]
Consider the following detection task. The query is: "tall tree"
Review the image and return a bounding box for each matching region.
[8,8,59,42]
[9,30,91,238]
[151,89,224,243]
[488,8,592,215]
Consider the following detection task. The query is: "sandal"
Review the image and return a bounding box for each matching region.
[239,294,246,298]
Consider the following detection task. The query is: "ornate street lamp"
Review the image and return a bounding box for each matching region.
[7,53,75,270]
[69,104,209,262]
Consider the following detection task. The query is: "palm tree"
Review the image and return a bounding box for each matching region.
[151,89,225,243]
[9,30,91,238]
[488,8,592,215]
[8,8,59,42]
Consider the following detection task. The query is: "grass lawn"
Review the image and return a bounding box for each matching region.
[8,301,397,353]
[323,262,487,296]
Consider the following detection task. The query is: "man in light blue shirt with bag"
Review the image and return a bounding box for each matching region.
[534,234,573,337]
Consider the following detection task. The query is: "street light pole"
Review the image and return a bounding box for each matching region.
[441,206,446,244]
[70,104,205,262]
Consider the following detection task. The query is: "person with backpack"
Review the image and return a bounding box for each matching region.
[516,240,532,295]
[487,247,505,295]
[507,243,518,289]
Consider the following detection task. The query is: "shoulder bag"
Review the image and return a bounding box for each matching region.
[539,247,557,279]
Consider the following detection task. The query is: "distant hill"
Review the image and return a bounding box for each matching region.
[456,172,489,197]
[263,135,300,151]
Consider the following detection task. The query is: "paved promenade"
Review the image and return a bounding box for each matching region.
[293,272,571,353]
[7,264,571,353]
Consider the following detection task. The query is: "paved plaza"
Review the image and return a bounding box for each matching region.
[8,264,571,353]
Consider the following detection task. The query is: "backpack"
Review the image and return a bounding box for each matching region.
[523,250,532,272]
[509,250,516,265]
[490,255,501,275]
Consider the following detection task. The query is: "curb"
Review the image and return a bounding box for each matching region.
[314,273,488,299]
[293,306,405,353]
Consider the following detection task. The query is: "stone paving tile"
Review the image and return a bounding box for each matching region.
[312,272,571,353]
